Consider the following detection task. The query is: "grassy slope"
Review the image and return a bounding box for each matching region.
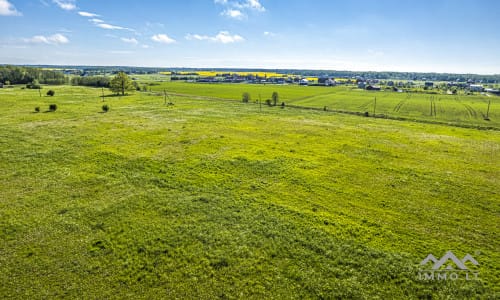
[0,86,499,299]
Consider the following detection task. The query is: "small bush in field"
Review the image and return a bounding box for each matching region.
[102,104,109,113]
[34,107,40,113]
[47,90,55,96]
[49,104,57,112]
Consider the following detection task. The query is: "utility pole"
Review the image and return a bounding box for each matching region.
[373,97,377,115]
[101,87,105,102]
[259,94,262,112]
[486,100,491,120]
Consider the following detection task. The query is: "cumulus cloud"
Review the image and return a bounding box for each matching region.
[53,0,76,11]
[186,31,244,44]
[78,11,99,17]
[25,33,69,45]
[121,37,138,45]
[151,34,176,44]
[221,9,244,20]
[244,0,265,12]
[0,0,22,16]
[215,0,265,20]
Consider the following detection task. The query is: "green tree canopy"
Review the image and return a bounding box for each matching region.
[109,72,135,95]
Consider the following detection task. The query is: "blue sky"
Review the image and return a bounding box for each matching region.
[1,0,499,74]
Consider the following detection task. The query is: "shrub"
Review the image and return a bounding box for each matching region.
[242,92,251,103]
[102,104,109,113]
[34,107,40,113]
[46,90,55,96]
[265,99,272,106]
[27,80,41,89]
[49,104,57,112]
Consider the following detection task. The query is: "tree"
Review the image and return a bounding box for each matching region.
[47,90,55,96]
[109,72,134,95]
[272,91,279,106]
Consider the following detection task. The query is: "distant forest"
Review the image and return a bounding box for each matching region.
[1,65,499,84]
[0,65,66,85]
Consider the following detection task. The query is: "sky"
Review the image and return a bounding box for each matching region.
[0,0,499,74]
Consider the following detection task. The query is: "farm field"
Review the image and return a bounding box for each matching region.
[146,82,499,129]
[0,85,499,299]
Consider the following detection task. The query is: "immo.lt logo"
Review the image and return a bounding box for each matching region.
[418,251,479,281]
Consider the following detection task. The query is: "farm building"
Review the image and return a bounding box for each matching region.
[469,84,484,92]
[299,79,309,86]
[485,88,500,95]
[366,85,381,91]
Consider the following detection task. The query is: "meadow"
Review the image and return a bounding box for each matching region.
[143,82,499,129]
[0,85,498,299]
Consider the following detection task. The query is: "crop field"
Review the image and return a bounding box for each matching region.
[0,85,499,299]
[147,82,499,129]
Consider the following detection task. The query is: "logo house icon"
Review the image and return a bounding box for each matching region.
[418,251,479,281]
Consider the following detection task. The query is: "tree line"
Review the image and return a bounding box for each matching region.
[0,66,66,85]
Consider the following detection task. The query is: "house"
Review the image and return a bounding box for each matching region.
[469,84,484,92]
[325,79,337,86]
[357,82,366,89]
[299,79,309,86]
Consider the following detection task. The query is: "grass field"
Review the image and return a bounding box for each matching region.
[146,82,499,129]
[0,85,499,299]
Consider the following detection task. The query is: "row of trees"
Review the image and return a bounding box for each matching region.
[0,66,66,85]
[71,76,110,87]
[242,91,280,106]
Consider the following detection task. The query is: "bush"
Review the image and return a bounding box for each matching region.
[242,92,251,103]
[34,107,40,113]
[265,99,272,106]
[46,90,55,96]
[49,104,57,112]
[27,80,41,89]
[102,104,109,113]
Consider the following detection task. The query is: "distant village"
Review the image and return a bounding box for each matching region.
[170,72,500,95]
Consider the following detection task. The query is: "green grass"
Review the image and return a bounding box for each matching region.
[0,85,499,299]
[149,82,499,128]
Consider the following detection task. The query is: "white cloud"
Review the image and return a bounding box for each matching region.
[248,0,265,11]
[0,0,22,16]
[53,0,76,11]
[263,31,276,37]
[121,37,138,45]
[151,34,176,44]
[186,31,244,44]
[90,18,104,23]
[78,11,99,18]
[25,33,69,45]
[238,0,265,12]
[96,23,128,30]
[215,0,265,13]
[221,9,244,19]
